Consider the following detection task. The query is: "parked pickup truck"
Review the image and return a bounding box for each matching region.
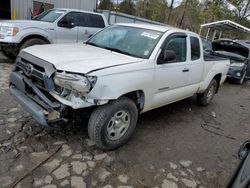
[9,23,230,150]
[0,8,108,59]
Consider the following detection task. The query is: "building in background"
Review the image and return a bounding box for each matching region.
[0,0,97,20]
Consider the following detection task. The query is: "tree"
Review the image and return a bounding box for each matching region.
[135,0,146,17]
[119,0,135,15]
[198,0,230,23]
[144,0,167,22]
[168,0,202,29]
[134,0,168,22]
[229,0,250,19]
[98,0,114,10]
[178,0,189,27]
[134,0,250,39]
[167,0,175,24]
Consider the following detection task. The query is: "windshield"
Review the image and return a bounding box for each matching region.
[32,9,66,23]
[87,25,164,59]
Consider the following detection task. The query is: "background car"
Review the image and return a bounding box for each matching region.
[211,40,250,84]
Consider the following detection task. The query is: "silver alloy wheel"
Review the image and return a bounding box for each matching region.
[107,110,131,141]
[207,84,215,101]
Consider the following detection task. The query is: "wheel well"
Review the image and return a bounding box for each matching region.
[213,74,222,93]
[20,35,50,46]
[120,90,145,111]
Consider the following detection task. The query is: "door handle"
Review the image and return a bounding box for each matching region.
[182,68,189,72]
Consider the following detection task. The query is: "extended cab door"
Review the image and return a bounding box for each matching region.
[185,36,204,94]
[152,33,191,108]
[56,12,78,43]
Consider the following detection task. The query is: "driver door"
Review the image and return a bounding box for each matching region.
[56,12,78,43]
[152,33,190,108]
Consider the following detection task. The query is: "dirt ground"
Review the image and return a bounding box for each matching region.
[0,51,250,188]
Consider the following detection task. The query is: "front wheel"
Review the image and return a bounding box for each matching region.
[197,79,218,106]
[88,97,138,150]
[20,38,48,51]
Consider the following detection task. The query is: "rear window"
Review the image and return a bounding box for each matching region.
[75,12,88,27]
[88,14,105,28]
[190,37,201,60]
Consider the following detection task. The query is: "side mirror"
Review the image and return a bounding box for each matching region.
[158,49,176,64]
[226,140,250,188]
[239,140,250,160]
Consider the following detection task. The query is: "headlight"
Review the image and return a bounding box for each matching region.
[54,72,97,95]
[0,26,19,37]
[236,72,241,77]
[230,62,245,68]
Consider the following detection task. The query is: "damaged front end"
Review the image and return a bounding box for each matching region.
[51,71,97,109]
[9,52,98,127]
[227,60,248,80]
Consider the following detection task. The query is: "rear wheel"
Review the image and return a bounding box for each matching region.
[88,97,138,150]
[197,79,218,106]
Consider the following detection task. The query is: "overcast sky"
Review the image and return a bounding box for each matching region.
[107,0,183,7]
[166,0,183,7]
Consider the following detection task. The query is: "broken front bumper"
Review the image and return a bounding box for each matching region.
[10,85,48,126]
[9,71,66,127]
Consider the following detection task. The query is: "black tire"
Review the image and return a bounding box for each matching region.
[1,48,8,57]
[1,47,16,60]
[197,79,218,106]
[20,38,48,51]
[88,97,138,150]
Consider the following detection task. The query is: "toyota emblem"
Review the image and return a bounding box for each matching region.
[25,63,34,76]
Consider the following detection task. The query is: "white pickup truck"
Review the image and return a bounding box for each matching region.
[0,8,108,59]
[10,23,230,150]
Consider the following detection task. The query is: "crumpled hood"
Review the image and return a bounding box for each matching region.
[22,43,142,73]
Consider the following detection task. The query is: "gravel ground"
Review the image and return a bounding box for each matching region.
[0,51,250,188]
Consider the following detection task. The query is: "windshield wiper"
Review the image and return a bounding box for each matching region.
[85,43,141,58]
[103,47,133,56]
[85,42,100,48]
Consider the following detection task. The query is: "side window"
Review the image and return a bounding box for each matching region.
[74,12,88,27]
[58,12,88,27]
[163,36,187,63]
[191,37,201,60]
[88,14,105,28]
[58,12,76,25]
